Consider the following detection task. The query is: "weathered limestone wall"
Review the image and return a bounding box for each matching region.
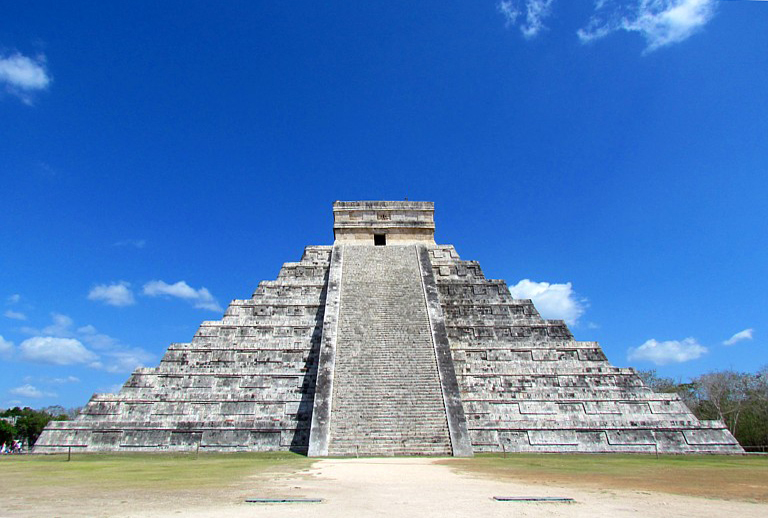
[334,227,435,245]
[306,245,343,457]
[34,246,332,453]
[427,245,743,454]
[333,200,436,244]
[34,201,745,456]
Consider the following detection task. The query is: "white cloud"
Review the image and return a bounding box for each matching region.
[723,328,754,346]
[97,348,153,373]
[4,309,26,320]
[627,337,707,365]
[143,280,223,312]
[0,52,51,103]
[9,384,55,398]
[497,1,718,52]
[508,279,587,325]
[7,294,21,304]
[19,336,98,365]
[75,323,152,372]
[49,376,80,384]
[77,324,119,349]
[42,312,74,336]
[498,0,522,24]
[0,335,13,356]
[578,0,717,52]
[498,0,556,38]
[21,312,73,336]
[87,281,136,307]
[18,313,152,373]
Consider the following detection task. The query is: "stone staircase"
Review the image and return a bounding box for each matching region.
[327,245,452,456]
[35,201,743,456]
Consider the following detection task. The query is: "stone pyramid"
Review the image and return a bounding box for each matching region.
[35,201,743,455]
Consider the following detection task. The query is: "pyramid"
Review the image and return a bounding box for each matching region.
[35,201,742,455]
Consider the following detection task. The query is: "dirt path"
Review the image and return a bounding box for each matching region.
[128,457,767,518]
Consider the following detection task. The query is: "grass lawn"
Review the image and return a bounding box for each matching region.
[0,451,315,516]
[442,454,768,502]
[0,451,313,491]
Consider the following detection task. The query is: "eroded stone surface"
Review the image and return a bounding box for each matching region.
[428,244,741,453]
[34,201,742,455]
[35,246,332,453]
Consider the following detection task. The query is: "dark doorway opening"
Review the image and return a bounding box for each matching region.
[374,234,386,246]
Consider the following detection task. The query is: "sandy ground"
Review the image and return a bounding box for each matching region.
[3,457,767,517]
[114,458,768,517]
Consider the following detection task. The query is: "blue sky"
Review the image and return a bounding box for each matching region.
[1,1,766,408]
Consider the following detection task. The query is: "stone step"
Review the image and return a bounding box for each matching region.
[327,245,452,456]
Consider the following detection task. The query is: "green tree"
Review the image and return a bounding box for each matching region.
[691,368,768,449]
[637,369,679,393]
[640,366,768,449]
[1,407,59,446]
[0,420,16,445]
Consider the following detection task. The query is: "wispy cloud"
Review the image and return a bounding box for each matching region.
[498,0,556,38]
[78,323,151,372]
[0,335,13,357]
[0,51,51,104]
[89,347,154,374]
[578,0,717,52]
[723,328,754,346]
[143,280,223,312]
[627,337,707,365]
[87,281,136,307]
[20,312,75,337]
[19,336,98,366]
[77,324,119,349]
[497,1,719,52]
[508,279,587,325]
[24,375,80,385]
[3,295,27,319]
[10,384,56,399]
[18,313,153,373]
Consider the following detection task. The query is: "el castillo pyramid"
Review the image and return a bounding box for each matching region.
[35,201,742,455]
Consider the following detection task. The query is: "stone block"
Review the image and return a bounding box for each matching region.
[34,201,743,456]
[683,428,740,445]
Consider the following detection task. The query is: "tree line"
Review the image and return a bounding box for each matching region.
[639,366,768,450]
[0,406,80,448]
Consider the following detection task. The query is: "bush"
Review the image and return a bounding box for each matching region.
[0,407,64,446]
[0,420,15,445]
[639,367,768,448]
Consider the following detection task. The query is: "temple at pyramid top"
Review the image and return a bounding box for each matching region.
[35,200,743,456]
[333,200,435,244]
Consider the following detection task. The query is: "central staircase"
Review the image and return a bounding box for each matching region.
[327,245,452,456]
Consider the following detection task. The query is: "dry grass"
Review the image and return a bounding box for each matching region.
[0,451,314,517]
[441,453,768,502]
[4,451,767,517]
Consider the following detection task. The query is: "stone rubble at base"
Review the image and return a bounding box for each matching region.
[34,201,743,455]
